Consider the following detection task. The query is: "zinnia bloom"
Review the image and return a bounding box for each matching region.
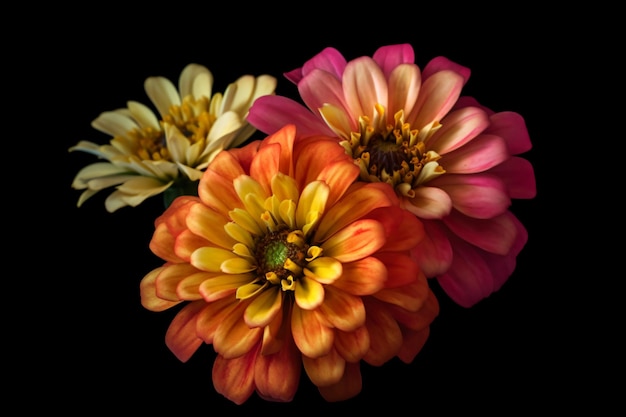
[247,44,536,307]
[140,124,439,403]
[69,63,277,212]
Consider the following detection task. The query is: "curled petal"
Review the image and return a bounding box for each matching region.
[294,275,325,310]
[403,186,452,219]
[304,257,342,284]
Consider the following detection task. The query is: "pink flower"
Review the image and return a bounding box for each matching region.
[247,44,536,307]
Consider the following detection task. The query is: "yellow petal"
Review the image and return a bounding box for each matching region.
[294,275,325,310]
[191,247,238,272]
[303,257,342,284]
[296,180,329,237]
[199,273,256,302]
[244,286,282,327]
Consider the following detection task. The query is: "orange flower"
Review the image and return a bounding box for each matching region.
[140,124,439,403]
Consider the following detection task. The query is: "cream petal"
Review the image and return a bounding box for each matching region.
[144,75,181,118]
[404,186,453,219]
[179,63,213,99]
[91,110,140,137]
[126,100,160,130]
[163,124,190,165]
[208,111,243,143]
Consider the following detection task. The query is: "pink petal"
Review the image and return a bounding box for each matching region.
[437,236,495,307]
[443,210,519,255]
[440,133,509,174]
[387,64,422,121]
[485,111,532,155]
[422,56,471,85]
[430,173,510,219]
[298,69,355,130]
[342,57,389,120]
[407,69,465,129]
[402,186,453,219]
[291,46,347,83]
[372,43,415,78]
[488,157,537,199]
[426,106,490,154]
[247,95,335,139]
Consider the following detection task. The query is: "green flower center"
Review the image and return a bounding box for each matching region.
[255,227,309,291]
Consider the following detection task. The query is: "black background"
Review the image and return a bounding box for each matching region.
[29,7,598,414]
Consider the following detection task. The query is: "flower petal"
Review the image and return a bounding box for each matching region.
[317,286,365,331]
[291,305,333,358]
[302,347,345,387]
[322,219,385,262]
[164,301,206,362]
[331,257,387,295]
[212,345,259,405]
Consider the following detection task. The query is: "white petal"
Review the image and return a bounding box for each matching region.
[179,64,213,99]
[127,100,160,130]
[144,75,181,118]
[91,111,140,137]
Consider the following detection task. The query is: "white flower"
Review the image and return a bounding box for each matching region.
[70,63,277,212]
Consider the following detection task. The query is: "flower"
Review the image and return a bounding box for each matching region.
[247,44,536,307]
[69,63,277,212]
[140,124,439,403]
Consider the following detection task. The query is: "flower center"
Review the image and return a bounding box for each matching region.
[122,95,216,162]
[255,227,309,292]
[342,108,446,194]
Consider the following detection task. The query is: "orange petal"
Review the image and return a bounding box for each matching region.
[397,326,430,363]
[363,299,403,366]
[212,344,260,405]
[334,326,370,362]
[331,257,387,296]
[254,337,301,402]
[317,286,365,331]
[195,297,236,344]
[314,183,392,242]
[154,263,201,301]
[213,300,263,359]
[164,301,206,362]
[149,222,183,263]
[372,252,422,289]
[291,305,334,358]
[302,347,345,387]
[317,361,363,402]
[322,219,385,262]
[373,272,429,311]
[187,203,236,249]
[140,267,182,311]
[257,124,296,176]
